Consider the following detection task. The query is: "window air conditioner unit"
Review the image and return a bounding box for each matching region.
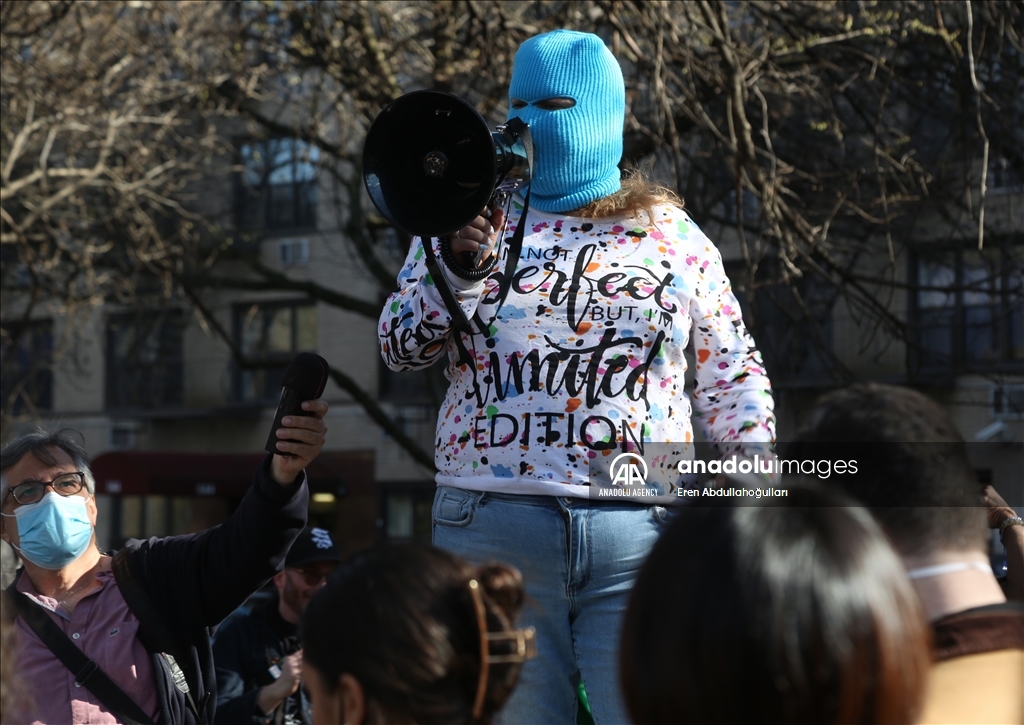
[110,421,140,449]
[278,239,309,267]
[991,384,1024,421]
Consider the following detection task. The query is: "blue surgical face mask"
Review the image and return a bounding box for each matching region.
[2,491,93,570]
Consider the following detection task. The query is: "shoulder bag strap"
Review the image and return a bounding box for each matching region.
[6,588,156,725]
[112,549,205,721]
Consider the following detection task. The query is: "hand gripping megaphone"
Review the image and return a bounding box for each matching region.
[363,91,532,335]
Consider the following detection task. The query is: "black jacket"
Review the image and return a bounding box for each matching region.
[213,599,311,724]
[121,456,308,725]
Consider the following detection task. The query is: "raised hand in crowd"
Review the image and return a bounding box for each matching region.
[270,399,329,485]
[983,483,1024,601]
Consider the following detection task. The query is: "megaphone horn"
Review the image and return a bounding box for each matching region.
[362,91,530,239]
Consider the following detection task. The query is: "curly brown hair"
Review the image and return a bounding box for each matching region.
[566,166,682,221]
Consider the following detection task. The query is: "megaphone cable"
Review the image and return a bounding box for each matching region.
[439,236,498,282]
[417,180,528,370]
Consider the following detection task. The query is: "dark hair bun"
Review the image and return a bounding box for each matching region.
[474,563,525,622]
[301,546,531,725]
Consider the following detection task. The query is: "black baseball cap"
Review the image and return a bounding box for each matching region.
[285,527,342,568]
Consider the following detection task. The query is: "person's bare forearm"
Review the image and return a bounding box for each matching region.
[981,486,1023,601]
[257,684,286,716]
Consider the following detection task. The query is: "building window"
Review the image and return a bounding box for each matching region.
[234,301,317,402]
[106,311,185,410]
[722,188,760,225]
[911,246,1023,375]
[238,138,319,232]
[277,238,309,267]
[990,156,1024,193]
[0,320,53,416]
[992,385,1024,420]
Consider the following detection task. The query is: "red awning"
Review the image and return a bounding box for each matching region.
[90,450,374,498]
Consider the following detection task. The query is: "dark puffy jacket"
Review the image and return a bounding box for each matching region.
[114,456,308,725]
[213,598,310,724]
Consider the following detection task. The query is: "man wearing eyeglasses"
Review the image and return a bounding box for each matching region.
[213,526,341,725]
[0,406,327,725]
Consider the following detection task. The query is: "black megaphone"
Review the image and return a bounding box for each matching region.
[362,91,530,238]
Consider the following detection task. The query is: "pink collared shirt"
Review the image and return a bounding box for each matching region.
[12,568,159,724]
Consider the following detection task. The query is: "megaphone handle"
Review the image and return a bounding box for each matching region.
[440,236,498,282]
[489,124,532,313]
[464,205,494,269]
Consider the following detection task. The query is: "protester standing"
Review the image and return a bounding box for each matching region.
[378,29,774,723]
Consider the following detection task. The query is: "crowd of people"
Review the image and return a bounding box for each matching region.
[2,26,1022,725]
[622,383,1023,725]
[2,380,1021,724]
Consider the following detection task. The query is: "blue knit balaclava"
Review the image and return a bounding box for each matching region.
[507,30,625,213]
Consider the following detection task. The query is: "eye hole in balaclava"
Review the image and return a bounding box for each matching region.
[507,29,625,214]
[511,97,577,111]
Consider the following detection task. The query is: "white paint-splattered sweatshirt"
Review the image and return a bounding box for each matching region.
[379,200,775,499]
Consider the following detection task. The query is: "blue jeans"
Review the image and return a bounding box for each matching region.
[432,486,671,725]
